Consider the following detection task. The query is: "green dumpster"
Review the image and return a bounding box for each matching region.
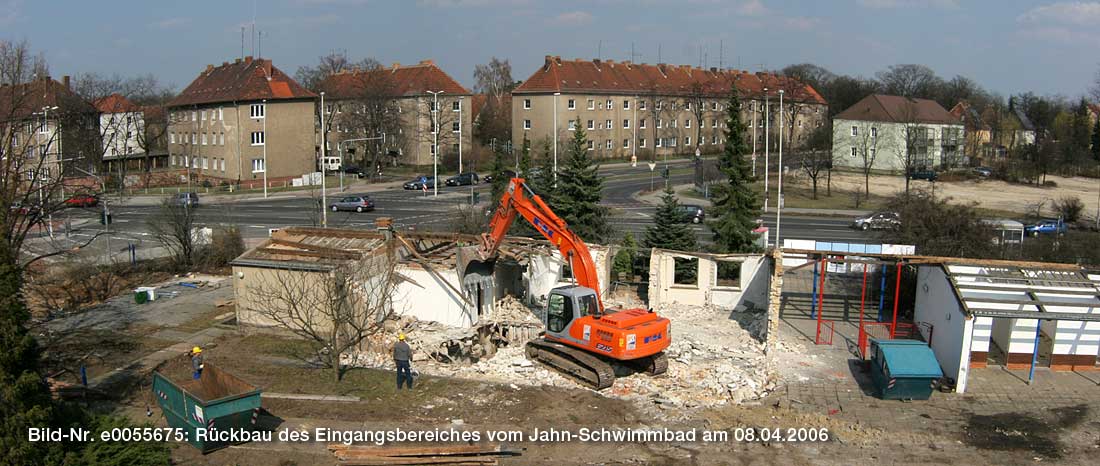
[869,339,943,400]
[152,356,262,453]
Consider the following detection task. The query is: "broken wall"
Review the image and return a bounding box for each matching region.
[648,249,770,310]
[394,265,475,328]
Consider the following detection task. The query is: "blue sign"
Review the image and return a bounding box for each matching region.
[532,217,554,238]
[644,333,664,344]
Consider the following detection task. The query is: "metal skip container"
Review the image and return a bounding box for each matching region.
[869,339,944,400]
[151,356,262,453]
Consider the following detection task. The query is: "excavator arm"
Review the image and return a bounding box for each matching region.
[479,178,604,311]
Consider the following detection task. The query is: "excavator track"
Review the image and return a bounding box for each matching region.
[633,352,669,376]
[525,340,616,390]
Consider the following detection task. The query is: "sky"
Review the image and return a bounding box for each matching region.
[2,0,1098,100]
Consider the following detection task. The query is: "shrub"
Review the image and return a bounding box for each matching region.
[1042,180,1058,187]
[200,226,245,270]
[1053,196,1084,223]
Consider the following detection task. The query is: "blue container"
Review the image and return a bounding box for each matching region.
[152,359,262,453]
[869,339,943,400]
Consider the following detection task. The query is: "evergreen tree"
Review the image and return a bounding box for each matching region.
[528,139,558,209]
[1091,117,1100,162]
[645,188,699,251]
[556,128,612,243]
[708,86,761,253]
[612,232,639,280]
[488,144,508,204]
[519,134,533,177]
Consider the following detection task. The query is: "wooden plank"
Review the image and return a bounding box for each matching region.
[269,238,367,257]
[333,444,504,457]
[256,247,359,261]
[954,283,1100,296]
[336,455,501,465]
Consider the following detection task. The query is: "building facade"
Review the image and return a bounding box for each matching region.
[167,56,317,184]
[317,60,472,170]
[1,75,98,181]
[832,94,964,172]
[511,56,827,160]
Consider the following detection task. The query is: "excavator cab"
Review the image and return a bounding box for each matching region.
[544,285,600,336]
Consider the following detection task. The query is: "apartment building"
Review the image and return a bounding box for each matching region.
[167,56,317,184]
[511,56,827,160]
[0,75,97,179]
[317,60,472,169]
[833,94,964,172]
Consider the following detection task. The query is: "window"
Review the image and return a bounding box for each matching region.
[452,101,461,111]
[712,119,719,128]
[711,135,718,145]
[712,102,719,111]
[623,138,630,149]
[523,99,531,109]
[452,122,460,133]
[219,132,225,145]
[870,127,878,138]
[250,104,265,119]
[428,101,437,112]
[623,119,630,129]
[568,119,576,131]
[640,100,647,110]
[656,138,663,148]
[685,136,691,146]
[605,139,612,149]
[851,126,858,136]
[605,119,613,129]
[797,120,803,128]
[685,102,692,111]
[587,99,595,110]
[656,101,662,111]
[169,133,175,144]
[201,157,208,170]
[623,100,630,110]
[191,132,196,144]
[850,147,858,157]
[250,131,265,145]
[201,133,207,145]
[668,137,677,147]
[430,144,436,155]
[586,140,594,151]
[251,158,265,173]
[639,138,646,148]
[546,293,572,333]
[587,120,594,130]
[218,108,224,120]
[657,119,663,129]
[567,99,575,110]
[191,111,197,121]
[524,119,531,130]
[640,119,646,129]
[673,258,699,285]
[685,119,691,128]
[201,110,206,121]
[606,99,613,110]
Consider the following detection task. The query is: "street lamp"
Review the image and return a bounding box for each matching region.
[763,87,770,214]
[262,98,268,199]
[427,90,444,196]
[776,89,784,248]
[458,95,464,173]
[320,92,327,227]
[751,100,757,176]
[553,92,560,180]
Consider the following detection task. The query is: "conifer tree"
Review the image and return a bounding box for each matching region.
[709,86,761,252]
[645,188,699,252]
[519,134,533,176]
[555,128,612,243]
[612,232,639,280]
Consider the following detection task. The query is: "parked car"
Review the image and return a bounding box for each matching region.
[483,170,517,184]
[343,166,365,178]
[971,166,993,177]
[172,192,200,207]
[446,172,480,186]
[676,205,705,224]
[1025,219,1066,236]
[9,202,40,216]
[852,212,901,231]
[64,194,99,208]
[907,169,937,181]
[403,176,435,190]
[329,195,375,213]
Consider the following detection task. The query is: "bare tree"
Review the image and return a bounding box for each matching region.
[294,50,352,92]
[473,57,513,99]
[146,198,197,269]
[323,59,405,176]
[642,84,676,161]
[891,100,925,196]
[799,125,833,200]
[247,255,399,381]
[848,120,888,202]
[876,64,942,99]
[683,82,710,153]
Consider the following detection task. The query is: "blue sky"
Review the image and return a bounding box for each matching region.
[3,0,1098,99]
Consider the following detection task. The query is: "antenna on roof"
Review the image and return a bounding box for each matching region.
[598,40,602,61]
[631,42,639,63]
[240,27,245,60]
[699,45,703,69]
[258,30,262,58]
[658,44,662,63]
[719,40,723,70]
[251,0,256,56]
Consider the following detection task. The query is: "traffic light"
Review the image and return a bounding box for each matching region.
[662,167,670,179]
[100,211,112,225]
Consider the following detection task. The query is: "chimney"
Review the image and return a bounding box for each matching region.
[205,64,214,73]
[262,59,272,77]
[392,62,400,69]
[605,59,614,65]
[222,61,229,67]
[623,60,632,66]
[554,56,561,64]
[244,56,253,64]
[418,59,434,66]
[62,75,70,89]
[235,58,242,64]
[710,67,718,73]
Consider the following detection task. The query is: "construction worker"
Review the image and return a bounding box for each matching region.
[393,333,413,390]
[190,346,204,380]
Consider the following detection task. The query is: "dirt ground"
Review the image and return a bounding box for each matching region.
[790,170,1100,218]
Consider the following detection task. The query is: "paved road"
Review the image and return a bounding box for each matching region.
[27,159,870,262]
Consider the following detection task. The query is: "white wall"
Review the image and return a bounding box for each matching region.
[393,267,475,328]
[1037,292,1100,356]
[915,266,973,392]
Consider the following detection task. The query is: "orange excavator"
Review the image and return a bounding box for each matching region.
[479,178,670,390]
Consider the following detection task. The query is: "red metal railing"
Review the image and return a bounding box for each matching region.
[859,322,892,359]
[816,319,835,345]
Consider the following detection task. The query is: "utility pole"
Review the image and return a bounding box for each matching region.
[553,92,560,180]
[427,90,444,196]
[776,89,784,248]
[751,100,757,176]
[458,96,464,173]
[262,99,268,199]
[763,88,770,213]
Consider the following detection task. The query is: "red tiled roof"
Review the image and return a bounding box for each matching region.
[513,56,826,105]
[0,77,96,120]
[470,93,511,122]
[169,56,316,107]
[318,60,470,99]
[835,94,960,125]
[93,93,140,113]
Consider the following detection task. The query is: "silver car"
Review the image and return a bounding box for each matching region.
[329,195,375,213]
